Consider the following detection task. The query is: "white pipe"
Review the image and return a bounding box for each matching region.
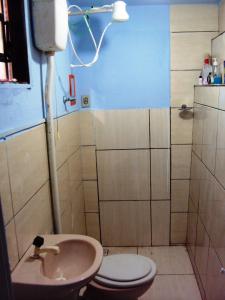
[45,53,62,233]
[68,6,113,16]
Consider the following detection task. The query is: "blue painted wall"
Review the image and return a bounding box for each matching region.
[0,2,170,135]
[70,5,170,109]
[0,0,76,137]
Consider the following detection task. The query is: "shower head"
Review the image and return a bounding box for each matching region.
[68,1,129,22]
[112,1,129,22]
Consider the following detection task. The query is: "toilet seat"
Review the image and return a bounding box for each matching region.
[94,254,157,288]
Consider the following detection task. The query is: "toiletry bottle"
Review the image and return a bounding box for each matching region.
[224,61,225,84]
[201,56,212,85]
[207,72,211,84]
[212,57,222,84]
[198,75,203,85]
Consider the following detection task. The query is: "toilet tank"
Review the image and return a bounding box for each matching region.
[31,0,68,52]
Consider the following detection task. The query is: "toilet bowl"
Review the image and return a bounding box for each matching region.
[84,254,157,300]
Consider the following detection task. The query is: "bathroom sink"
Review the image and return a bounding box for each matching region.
[12,234,103,300]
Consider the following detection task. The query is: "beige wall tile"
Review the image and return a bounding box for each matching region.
[195,218,210,290]
[68,149,82,189]
[198,163,214,235]
[171,109,193,145]
[190,153,203,209]
[55,112,80,168]
[0,142,13,225]
[7,125,49,214]
[5,219,19,270]
[97,150,150,201]
[138,246,193,275]
[141,275,201,300]
[219,0,225,32]
[71,184,86,235]
[81,146,97,180]
[171,145,192,179]
[171,213,188,244]
[202,106,218,174]
[95,109,149,150]
[150,109,170,148]
[171,32,216,70]
[187,198,198,259]
[100,201,151,246]
[151,150,170,200]
[80,111,95,146]
[215,110,225,187]
[151,201,170,246]
[209,178,225,266]
[192,104,204,158]
[55,119,67,168]
[171,180,189,212]
[206,247,225,300]
[219,1,225,30]
[212,33,225,65]
[170,5,218,32]
[86,213,100,241]
[195,86,219,108]
[61,204,73,234]
[171,71,199,108]
[57,161,71,214]
[83,181,99,212]
[15,182,53,258]
[218,86,225,110]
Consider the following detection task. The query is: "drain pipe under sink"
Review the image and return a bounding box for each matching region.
[45,52,62,233]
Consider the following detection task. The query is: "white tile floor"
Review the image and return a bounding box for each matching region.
[104,246,202,300]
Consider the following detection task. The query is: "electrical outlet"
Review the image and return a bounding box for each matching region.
[81,95,90,108]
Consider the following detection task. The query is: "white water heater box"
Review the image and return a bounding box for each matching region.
[32,0,68,52]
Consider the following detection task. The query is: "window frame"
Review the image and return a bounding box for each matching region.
[0,0,30,85]
[0,0,12,82]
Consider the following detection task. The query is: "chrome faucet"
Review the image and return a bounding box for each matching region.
[32,236,60,259]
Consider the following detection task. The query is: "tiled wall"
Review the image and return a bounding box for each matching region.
[55,113,86,235]
[187,86,225,300]
[1,111,86,271]
[219,0,225,33]
[80,108,195,247]
[170,4,218,244]
[1,125,52,270]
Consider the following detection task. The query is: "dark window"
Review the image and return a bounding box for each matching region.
[0,0,29,84]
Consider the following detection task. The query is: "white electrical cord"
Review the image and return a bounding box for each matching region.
[68,4,112,68]
[68,5,97,50]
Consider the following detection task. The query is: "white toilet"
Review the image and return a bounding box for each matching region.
[84,254,157,300]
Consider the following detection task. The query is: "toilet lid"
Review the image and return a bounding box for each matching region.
[97,254,152,282]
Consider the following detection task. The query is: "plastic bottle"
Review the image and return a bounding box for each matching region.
[198,75,203,85]
[201,57,212,85]
[212,58,222,84]
[207,72,212,84]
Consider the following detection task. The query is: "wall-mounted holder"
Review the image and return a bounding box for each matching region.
[178,104,193,119]
[178,104,193,111]
[63,97,76,111]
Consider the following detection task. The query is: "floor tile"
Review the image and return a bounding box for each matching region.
[140,275,202,300]
[138,246,193,275]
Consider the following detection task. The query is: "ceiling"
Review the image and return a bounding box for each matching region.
[73,0,219,6]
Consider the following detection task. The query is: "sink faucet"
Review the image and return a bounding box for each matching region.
[32,236,60,259]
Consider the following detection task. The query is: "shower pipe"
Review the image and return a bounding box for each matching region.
[45,52,62,233]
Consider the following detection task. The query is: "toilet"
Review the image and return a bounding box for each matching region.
[84,254,157,300]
